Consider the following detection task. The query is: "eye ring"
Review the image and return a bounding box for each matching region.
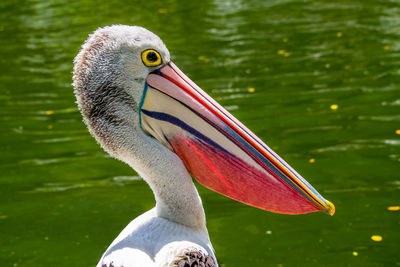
[141,49,162,67]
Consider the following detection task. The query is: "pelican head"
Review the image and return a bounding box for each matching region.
[73,25,334,224]
[73,25,170,158]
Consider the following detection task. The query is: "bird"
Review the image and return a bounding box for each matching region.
[73,25,335,267]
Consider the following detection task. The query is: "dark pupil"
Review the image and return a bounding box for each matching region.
[147,52,158,62]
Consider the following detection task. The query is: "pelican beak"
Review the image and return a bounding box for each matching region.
[139,61,335,215]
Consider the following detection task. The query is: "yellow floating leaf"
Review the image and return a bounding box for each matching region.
[383,45,390,51]
[248,88,255,93]
[48,125,53,130]
[336,32,343,37]
[352,251,358,256]
[309,158,316,163]
[284,52,290,57]
[198,55,210,63]
[371,235,382,242]
[44,236,49,240]
[0,215,7,220]
[277,49,286,55]
[330,104,338,110]
[158,8,167,14]
[387,206,400,211]
[395,129,400,135]
[45,110,54,115]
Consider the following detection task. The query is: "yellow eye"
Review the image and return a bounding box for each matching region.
[141,49,162,67]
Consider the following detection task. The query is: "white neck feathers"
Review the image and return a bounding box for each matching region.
[120,127,208,233]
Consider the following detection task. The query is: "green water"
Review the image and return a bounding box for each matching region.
[0,0,399,266]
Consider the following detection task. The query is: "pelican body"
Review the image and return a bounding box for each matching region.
[73,25,334,267]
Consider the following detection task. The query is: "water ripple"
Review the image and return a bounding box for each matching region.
[284,125,343,134]
[27,176,142,193]
[216,93,252,101]
[33,136,87,143]
[16,152,108,166]
[325,184,400,194]
[313,139,400,153]
[389,154,400,162]
[358,114,400,122]
[381,99,400,106]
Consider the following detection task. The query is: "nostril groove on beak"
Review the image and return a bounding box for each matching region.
[150,68,162,75]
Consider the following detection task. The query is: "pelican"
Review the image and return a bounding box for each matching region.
[73,25,335,267]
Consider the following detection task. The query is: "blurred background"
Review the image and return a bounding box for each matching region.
[0,0,399,266]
